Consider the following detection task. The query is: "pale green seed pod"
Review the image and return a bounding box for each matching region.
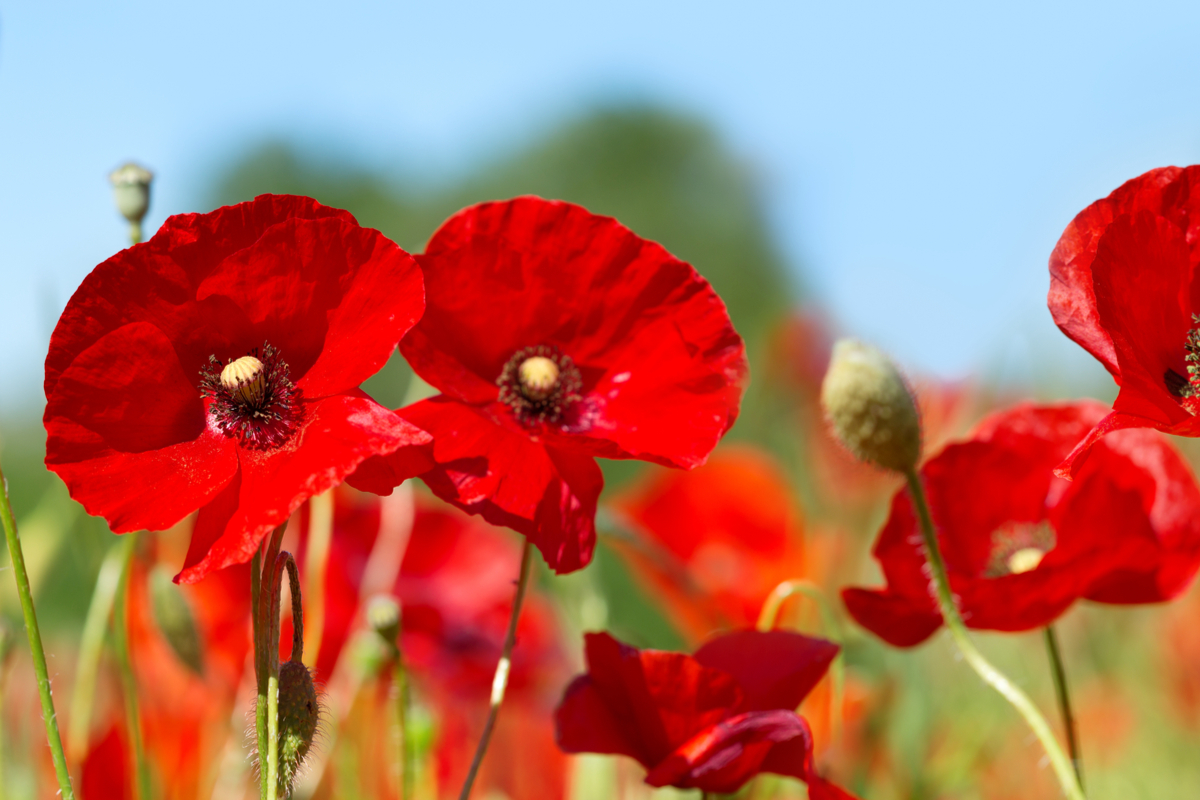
[109,162,153,225]
[365,595,401,647]
[277,659,321,795]
[820,339,921,472]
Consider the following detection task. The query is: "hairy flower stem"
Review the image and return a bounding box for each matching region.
[112,533,151,800]
[394,652,412,800]
[255,525,287,800]
[1045,625,1084,789]
[456,540,533,800]
[757,579,846,747]
[0,461,75,798]
[68,538,128,767]
[903,469,1085,800]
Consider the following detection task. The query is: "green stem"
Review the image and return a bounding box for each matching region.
[903,469,1084,800]
[112,533,150,800]
[1045,625,1084,789]
[68,539,127,768]
[456,540,533,800]
[0,461,75,799]
[255,526,286,800]
[395,651,412,800]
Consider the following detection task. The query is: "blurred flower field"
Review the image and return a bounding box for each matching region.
[0,106,1198,800]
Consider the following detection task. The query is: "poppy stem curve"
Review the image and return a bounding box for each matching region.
[456,539,534,800]
[0,461,75,798]
[1044,624,1084,789]
[112,532,151,800]
[902,468,1086,800]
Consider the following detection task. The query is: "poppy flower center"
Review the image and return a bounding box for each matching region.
[200,342,303,449]
[1165,313,1200,410]
[497,345,583,425]
[983,520,1055,578]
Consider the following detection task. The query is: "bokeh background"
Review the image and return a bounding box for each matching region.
[2,1,1200,798]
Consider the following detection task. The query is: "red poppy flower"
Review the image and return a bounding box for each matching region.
[555,630,855,798]
[43,195,431,583]
[843,401,1200,647]
[348,197,747,574]
[1048,165,1200,475]
[609,445,806,641]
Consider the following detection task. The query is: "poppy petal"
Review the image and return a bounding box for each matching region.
[176,392,429,583]
[46,194,353,399]
[196,215,423,397]
[693,630,838,713]
[397,397,604,573]
[45,320,238,533]
[644,709,812,793]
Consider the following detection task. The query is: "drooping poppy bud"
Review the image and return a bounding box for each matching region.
[820,339,921,472]
[277,659,321,796]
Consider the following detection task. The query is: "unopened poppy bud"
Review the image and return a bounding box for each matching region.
[109,162,153,225]
[365,595,401,646]
[519,356,560,401]
[821,339,921,472]
[277,659,321,795]
[220,356,266,406]
[150,566,204,675]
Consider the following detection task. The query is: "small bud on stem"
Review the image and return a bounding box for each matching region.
[820,339,922,472]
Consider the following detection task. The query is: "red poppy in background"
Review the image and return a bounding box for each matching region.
[1048,165,1200,475]
[843,402,1200,647]
[44,195,431,583]
[348,197,747,574]
[555,630,855,798]
[609,446,805,641]
[295,488,570,799]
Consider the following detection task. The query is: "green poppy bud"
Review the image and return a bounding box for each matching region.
[365,595,401,646]
[109,162,153,225]
[820,339,921,472]
[277,659,321,795]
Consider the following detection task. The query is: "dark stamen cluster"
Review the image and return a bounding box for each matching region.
[497,344,583,426]
[200,342,303,449]
[1166,313,1200,401]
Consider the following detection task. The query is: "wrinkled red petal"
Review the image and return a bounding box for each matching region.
[693,630,838,713]
[46,195,352,398]
[401,197,747,468]
[195,214,423,397]
[1091,212,1195,428]
[396,397,603,573]
[45,320,238,532]
[557,632,743,768]
[554,674,646,760]
[177,393,429,583]
[644,709,811,793]
[1048,165,1200,379]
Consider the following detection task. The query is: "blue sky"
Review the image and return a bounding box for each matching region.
[3,0,1198,409]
